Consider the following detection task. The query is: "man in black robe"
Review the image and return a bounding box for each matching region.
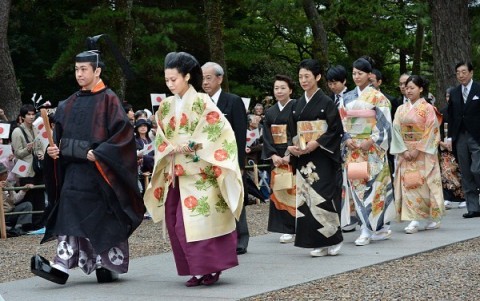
[32,49,144,284]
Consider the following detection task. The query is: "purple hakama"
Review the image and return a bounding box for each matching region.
[165,184,238,276]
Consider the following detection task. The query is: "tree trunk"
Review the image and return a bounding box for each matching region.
[301,0,328,90]
[399,48,408,75]
[412,21,424,75]
[0,0,22,121]
[429,0,470,108]
[203,0,229,91]
[115,0,134,101]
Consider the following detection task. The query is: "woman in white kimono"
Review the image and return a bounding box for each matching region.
[341,58,395,246]
[144,52,243,287]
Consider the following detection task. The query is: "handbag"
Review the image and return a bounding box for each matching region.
[32,155,43,174]
[272,165,294,191]
[403,167,424,189]
[347,161,369,181]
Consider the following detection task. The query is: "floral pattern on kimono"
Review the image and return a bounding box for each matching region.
[440,151,464,199]
[391,98,444,221]
[144,86,244,242]
[341,86,395,231]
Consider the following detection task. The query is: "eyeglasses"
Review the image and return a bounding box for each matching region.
[456,70,470,75]
[399,82,407,87]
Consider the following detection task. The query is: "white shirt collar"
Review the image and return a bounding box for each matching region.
[210,88,222,104]
[464,79,473,91]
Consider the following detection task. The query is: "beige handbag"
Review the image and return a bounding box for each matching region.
[347,161,369,181]
[272,165,294,191]
[403,167,424,189]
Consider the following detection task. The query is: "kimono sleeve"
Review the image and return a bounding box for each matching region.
[261,110,278,160]
[415,104,441,155]
[317,99,343,158]
[390,105,408,155]
[371,93,392,151]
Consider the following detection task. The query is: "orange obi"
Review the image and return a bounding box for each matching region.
[401,123,424,141]
[297,120,328,149]
[271,124,287,144]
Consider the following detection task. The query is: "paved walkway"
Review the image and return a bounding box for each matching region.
[1,209,479,301]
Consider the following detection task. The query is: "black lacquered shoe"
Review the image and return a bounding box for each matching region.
[95,268,119,283]
[30,255,69,285]
[463,211,480,218]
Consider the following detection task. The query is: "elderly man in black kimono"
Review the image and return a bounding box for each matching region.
[31,49,144,284]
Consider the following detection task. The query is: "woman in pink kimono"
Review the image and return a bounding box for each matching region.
[144,52,243,286]
[390,75,444,233]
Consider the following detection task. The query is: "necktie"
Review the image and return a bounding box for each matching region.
[463,86,469,103]
[335,94,340,107]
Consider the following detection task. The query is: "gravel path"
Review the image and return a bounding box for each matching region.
[1,203,480,300]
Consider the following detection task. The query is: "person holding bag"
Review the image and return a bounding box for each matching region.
[341,57,395,246]
[262,75,297,244]
[287,59,344,257]
[391,75,444,233]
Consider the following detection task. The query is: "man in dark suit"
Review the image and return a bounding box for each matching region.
[448,61,480,218]
[391,73,410,120]
[326,65,348,109]
[326,65,359,233]
[202,62,249,254]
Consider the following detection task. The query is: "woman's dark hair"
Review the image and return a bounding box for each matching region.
[274,74,294,90]
[164,52,202,90]
[123,102,133,114]
[353,58,372,73]
[298,59,322,78]
[326,65,347,82]
[406,75,429,98]
[360,55,376,69]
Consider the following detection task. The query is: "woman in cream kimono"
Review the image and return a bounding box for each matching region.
[144,52,243,287]
[390,75,444,233]
[341,58,395,246]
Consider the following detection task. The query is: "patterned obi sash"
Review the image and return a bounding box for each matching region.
[401,123,424,141]
[297,120,328,149]
[271,124,288,144]
[344,109,376,139]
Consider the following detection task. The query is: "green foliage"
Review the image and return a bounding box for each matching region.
[6,0,480,110]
